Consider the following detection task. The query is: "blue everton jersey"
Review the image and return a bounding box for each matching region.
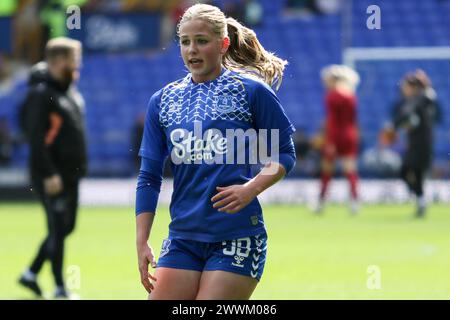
[139,69,295,242]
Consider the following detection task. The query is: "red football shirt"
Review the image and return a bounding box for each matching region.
[324,89,358,156]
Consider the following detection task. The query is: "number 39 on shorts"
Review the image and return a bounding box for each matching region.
[222,237,251,257]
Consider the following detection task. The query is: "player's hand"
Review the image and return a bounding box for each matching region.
[380,127,397,146]
[137,242,157,294]
[211,184,257,214]
[43,174,63,196]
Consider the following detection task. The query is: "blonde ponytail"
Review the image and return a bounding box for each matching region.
[178,4,287,90]
[224,17,287,90]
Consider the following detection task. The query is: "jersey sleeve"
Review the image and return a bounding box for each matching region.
[135,157,164,216]
[138,90,169,162]
[248,81,297,171]
[249,81,296,136]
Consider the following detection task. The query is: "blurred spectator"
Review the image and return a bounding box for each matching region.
[314,0,342,15]
[291,129,321,177]
[0,49,12,82]
[213,0,262,26]
[39,0,88,42]
[285,0,318,15]
[13,0,43,64]
[244,0,262,27]
[284,0,342,16]
[0,0,18,82]
[0,116,13,166]
[18,37,87,298]
[39,0,67,42]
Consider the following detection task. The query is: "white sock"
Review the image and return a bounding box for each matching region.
[22,269,36,281]
[350,199,360,213]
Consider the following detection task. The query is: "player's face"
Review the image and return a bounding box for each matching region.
[49,53,80,85]
[323,76,336,90]
[401,82,415,98]
[179,19,229,83]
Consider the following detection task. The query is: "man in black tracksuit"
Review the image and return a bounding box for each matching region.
[391,70,442,218]
[18,38,87,298]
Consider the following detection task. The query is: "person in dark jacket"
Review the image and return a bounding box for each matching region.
[18,37,87,299]
[390,70,442,218]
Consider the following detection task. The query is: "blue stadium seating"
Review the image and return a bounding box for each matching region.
[0,0,449,177]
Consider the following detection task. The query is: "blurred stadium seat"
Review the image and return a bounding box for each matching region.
[0,0,449,177]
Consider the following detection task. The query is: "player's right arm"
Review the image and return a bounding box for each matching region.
[135,157,165,293]
[27,87,63,195]
[135,91,168,293]
[136,212,157,293]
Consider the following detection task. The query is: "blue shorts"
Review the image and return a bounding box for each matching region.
[156,233,268,281]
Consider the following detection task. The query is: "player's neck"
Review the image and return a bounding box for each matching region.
[334,82,354,96]
[191,66,225,84]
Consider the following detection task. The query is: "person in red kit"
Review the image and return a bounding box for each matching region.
[314,65,360,215]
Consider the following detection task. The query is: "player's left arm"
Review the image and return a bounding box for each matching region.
[211,157,293,214]
[211,81,296,214]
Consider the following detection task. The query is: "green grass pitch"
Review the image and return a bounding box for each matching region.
[1,202,449,299]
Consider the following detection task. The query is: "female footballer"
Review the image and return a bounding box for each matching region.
[135,4,296,300]
[390,70,441,218]
[315,65,360,215]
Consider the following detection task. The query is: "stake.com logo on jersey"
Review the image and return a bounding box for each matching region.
[170,122,280,173]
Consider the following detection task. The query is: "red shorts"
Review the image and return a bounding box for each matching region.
[322,138,358,160]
